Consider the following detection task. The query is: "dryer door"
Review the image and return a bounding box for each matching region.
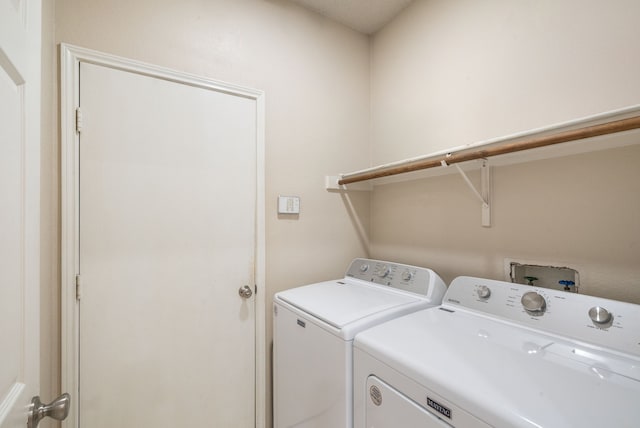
[366,377,450,427]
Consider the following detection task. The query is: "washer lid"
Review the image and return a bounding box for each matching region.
[275,280,420,329]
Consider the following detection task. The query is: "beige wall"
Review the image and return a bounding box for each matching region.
[41,0,640,426]
[46,0,371,426]
[371,0,640,162]
[369,0,640,303]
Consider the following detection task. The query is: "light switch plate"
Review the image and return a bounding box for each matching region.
[278,196,300,214]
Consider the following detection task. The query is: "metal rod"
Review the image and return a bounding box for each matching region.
[338,115,640,185]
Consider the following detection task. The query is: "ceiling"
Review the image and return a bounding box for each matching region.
[288,0,414,34]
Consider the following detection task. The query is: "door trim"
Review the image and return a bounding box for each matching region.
[60,43,266,428]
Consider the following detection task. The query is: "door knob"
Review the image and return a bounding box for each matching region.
[28,393,71,428]
[238,285,253,299]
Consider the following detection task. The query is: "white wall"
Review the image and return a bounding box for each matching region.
[369,0,640,303]
[47,1,371,426]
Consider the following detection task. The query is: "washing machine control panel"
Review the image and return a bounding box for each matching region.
[346,258,445,299]
[444,276,640,357]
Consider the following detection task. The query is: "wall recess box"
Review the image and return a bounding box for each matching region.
[507,260,580,293]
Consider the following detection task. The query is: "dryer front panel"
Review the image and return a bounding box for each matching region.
[365,376,450,428]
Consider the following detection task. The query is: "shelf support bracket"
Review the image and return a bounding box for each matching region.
[454,161,491,227]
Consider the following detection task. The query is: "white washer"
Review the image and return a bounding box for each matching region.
[354,276,640,427]
[273,258,446,428]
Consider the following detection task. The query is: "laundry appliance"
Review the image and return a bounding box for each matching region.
[273,258,446,428]
[354,276,640,427]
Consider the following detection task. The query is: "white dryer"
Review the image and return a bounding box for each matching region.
[354,276,640,427]
[273,258,446,428]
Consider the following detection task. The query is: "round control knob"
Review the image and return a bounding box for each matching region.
[588,306,612,325]
[375,265,390,278]
[477,285,491,299]
[401,270,414,282]
[521,291,546,315]
[359,264,369,273]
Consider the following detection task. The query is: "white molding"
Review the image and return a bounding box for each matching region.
[59,43,267,428]
[254,68,267,428]
[60,43,80,428]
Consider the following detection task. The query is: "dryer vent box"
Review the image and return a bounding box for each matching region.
[508,261,580,293]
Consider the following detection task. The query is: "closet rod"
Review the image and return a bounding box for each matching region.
[338,115,640,185]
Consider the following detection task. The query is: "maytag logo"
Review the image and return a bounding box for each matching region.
[427,397,451,419]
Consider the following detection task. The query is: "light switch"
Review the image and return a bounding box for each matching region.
[278,196,300,214]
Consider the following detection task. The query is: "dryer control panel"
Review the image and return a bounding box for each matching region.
[444,276,640,358]
[346,258,445,301]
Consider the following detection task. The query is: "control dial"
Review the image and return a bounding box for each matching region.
[477,285,491,299]
[521,291,546,315]
[374,265,390,278]
[359,264,369,273]
[588,306,612,325]
[401,270,414,282]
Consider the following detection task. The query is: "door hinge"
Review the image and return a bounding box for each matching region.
[75,107,83,134]
[75,274,83,300]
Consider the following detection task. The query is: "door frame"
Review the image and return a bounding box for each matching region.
[60,43,266,428]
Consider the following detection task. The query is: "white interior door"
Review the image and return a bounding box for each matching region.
[0,0,41,427]
[76,61,259,427]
